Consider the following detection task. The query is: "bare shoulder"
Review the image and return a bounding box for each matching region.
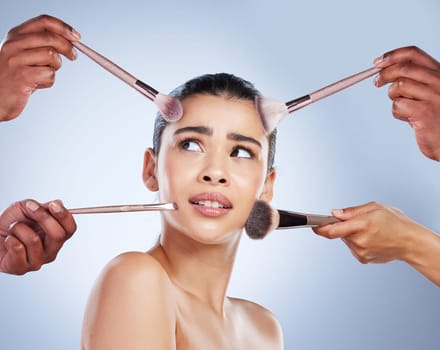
[229,297,284,349]
[89,251,174,299]
[82,252,176,349]
[100,251,171,283]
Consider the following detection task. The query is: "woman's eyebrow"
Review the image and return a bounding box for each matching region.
[173,126,261,148]
[227,133,262,148]
[174,126,213,136]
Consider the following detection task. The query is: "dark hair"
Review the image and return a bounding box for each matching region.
[152,73,277,171]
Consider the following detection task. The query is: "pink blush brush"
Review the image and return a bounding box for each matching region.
[245,200,340,239]
[257,66,381,133]
[72,41,183,122]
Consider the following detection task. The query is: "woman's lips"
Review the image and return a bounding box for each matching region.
[189,193,232,217]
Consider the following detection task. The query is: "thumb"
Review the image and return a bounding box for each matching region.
[331,201,379,220]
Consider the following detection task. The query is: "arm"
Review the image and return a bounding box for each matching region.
[81,252,176,350]
[0,199,77,274]
[313,202,440,287]
[373,46,440,161]
[0,14,80,122]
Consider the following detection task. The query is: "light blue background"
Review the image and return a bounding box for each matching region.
[1,1,439,349]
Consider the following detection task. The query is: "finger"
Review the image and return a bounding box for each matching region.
[5,31,77,61]
[22,200,67,261]
[374,61,440,88]
[387,78,433,101]
[313,218,368,239]
[19,65,56,89]
[341,237,369,264]
[13,47,63,70]
[47,200,77,240]
[8,222,44,271]
[2,235,28,274]
[330,201,381,221]
[374,46,440,70]
[8,14,81,42]
[0,202,29,232]
[390,98,434,126]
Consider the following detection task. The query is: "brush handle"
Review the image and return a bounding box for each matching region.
[286,66,381,113]
[305,214,340,227]
[277,209,340,228]
[72,41,158,100]
[69,202,177,214]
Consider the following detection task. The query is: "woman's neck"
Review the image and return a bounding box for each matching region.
[149,225,242,315]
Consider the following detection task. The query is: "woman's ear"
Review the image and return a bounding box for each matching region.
[259,169,276,202]
[142,148,159,191]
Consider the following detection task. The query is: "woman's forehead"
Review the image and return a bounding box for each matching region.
[171,94,266,136]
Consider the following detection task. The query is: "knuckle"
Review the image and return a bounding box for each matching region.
[27,234,41,247]
[357,250,369,263]
[407,45,420,55]
[40,30,55,44]
[399,62,413,75]
[37,14,52,24]
[29,262,43,271]
[48,230,67,245]
[69,221,78,236]
[357,219,369,232]
[45,253,58,264]
[34,207,51,221]
[358,256,368,264]
[1,40,15,56]
[15,268,27,276]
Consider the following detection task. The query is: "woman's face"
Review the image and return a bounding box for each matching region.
[144,94,275,243]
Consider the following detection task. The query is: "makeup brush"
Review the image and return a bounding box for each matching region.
[69,202,177,214]
[257,66,381,133]
[245,200,340,239]
[72,41,183,122]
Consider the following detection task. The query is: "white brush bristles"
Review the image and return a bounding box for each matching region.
[255,96,288,134]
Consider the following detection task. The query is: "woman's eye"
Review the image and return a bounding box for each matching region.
[231,147,253,159]
[181,139,202,152]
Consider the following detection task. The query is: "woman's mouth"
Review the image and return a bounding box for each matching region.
[189,193,232,217]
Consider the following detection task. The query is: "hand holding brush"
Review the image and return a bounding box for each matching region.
[245,200,339,239]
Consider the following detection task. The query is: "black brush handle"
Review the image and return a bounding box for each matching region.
[277,209,339,229]
[277,210,308,227]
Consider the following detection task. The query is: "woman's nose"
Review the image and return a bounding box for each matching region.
[201,174,227,184]
[198,157,229,185]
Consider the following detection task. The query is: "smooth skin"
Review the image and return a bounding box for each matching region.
[81,94,283,349]
[0,15,79,274]
[315,46,440,287]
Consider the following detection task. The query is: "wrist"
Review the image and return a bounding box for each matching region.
[401,222,434,266]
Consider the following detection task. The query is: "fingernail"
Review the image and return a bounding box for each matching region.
[26,200,39,212]
[49,201,62,213]
[373,55,384,65]
[71,28,81,40]
[332,209,344,216]
[8,221,18,231]
[374,74,380,87]
[373,54,388,67]
[71,48,78,60]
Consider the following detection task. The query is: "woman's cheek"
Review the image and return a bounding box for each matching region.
[232,162,266,194]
